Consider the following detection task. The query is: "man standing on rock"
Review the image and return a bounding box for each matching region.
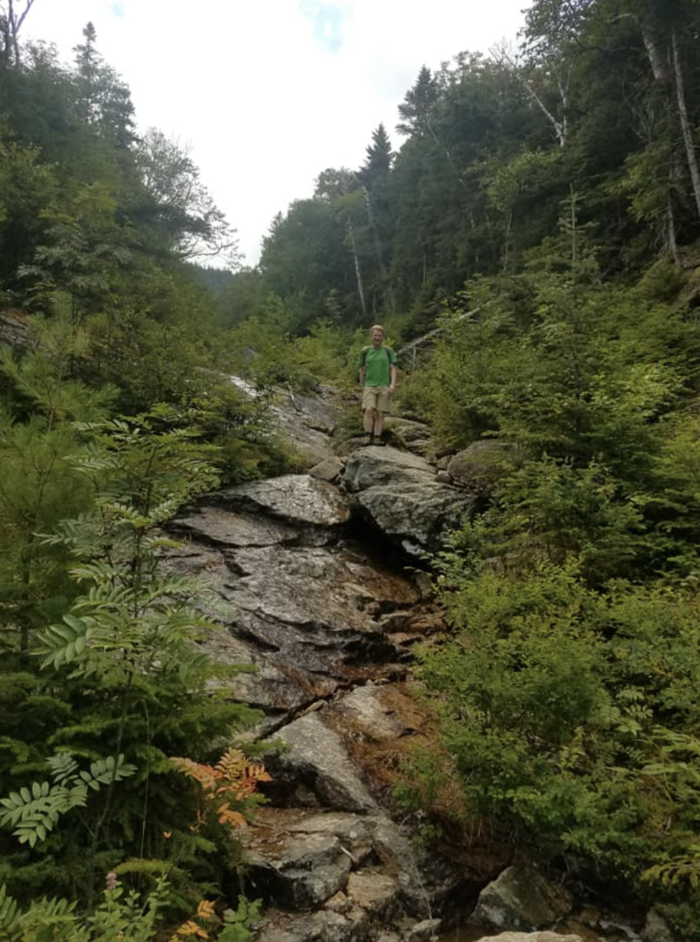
[358,324,397,446]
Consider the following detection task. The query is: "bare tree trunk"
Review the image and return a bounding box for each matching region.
[1,0,36,65]
[346,218,367,317]
[635,21,685,259]
[493,44,568,148]
[10,0,19,64]
[666,197,679,265]
[642,28,672,84]
[666,154,682,267]
[426,118,470,189]
[362,185,396,313]
[672,29,700,221]
[503,210,514,271]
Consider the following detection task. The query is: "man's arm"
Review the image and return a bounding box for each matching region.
[359,366,366,387]
[389,363,397,393]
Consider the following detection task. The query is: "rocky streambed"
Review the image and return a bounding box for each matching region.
[165,386,666,942]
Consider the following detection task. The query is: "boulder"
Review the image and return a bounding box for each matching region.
[165,533,421,720]
[325,891,352,914]
[405,919,442,941]
[309,457,345,483]
[173,506,299,547]
[248,829,352,909]
[343,446,436,492]
[471,865,573,932]
[353,483,474,554]
[346,871,401,919]
[0,311,31,348]
[333,682,431,743]
[643,909,677,942]
[402,439,433,458]
[386,418,431,444]
[254,909,358,942]
[211,474,350,527]
[472,935,584,942]
[265,712,378,812]
[269,385,341,467]
[447,440,516,494]
[333,682,413,741]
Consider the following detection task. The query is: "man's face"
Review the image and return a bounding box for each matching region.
[371,329,384,346]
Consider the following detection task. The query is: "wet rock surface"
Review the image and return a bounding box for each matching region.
[344,446,437,491]
[212,474,351,528]
[167,389,618,941]
[339,445,475,555]
[472,934,585,942]
[264,712,379,812]
[270,383,343,468]
[470,864,572,932]
[0,311,31,348]
[353,483,475,555]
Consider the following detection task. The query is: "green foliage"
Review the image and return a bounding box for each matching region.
[225,311,353,391]
[219,897,262,942]
[416,565,700,886]
[397,203,700,936]
[1,409,259,906]
[8,1,700,933]
[0,22,271,929]
[0,877,261,942]
[0,312,116,654]
[0,753,135,847]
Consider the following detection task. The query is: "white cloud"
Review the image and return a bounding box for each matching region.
[25,0,531,265]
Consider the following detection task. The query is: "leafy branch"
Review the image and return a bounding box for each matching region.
[0,752,135,847]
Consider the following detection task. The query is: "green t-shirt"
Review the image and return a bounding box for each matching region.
[359,345,397,387]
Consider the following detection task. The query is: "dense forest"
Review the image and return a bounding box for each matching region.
[231,0,700,336]
[5,0,700,938]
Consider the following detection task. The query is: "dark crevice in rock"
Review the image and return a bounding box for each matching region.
[167,398,625,941]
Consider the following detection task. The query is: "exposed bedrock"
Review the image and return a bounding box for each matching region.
[166,396,615,941]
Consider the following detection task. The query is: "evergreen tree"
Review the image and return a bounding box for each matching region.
[72,22,136,148]
[396,65,439,136]
[360,123,393,183]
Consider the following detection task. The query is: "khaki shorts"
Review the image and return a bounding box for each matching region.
[362,385,393,413]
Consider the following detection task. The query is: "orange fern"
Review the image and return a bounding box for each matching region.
[171,747,270,834]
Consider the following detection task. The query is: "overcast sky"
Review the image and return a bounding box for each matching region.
[26,0,531,266]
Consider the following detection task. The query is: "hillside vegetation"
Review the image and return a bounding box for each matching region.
[4,0,700,937]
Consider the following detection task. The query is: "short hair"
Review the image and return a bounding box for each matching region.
[370,324,385,335]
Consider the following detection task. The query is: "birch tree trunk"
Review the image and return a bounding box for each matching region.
[346,218,367,317]
[493,45,568,148]
[363,185,396,313]
[672,28,700,221]
[2,0,35,65]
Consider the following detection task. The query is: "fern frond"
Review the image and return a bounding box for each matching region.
[0,884,21,942]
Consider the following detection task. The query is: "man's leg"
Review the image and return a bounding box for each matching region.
[364,406,376,439]
[362,388,379,443]
[374,410,385,439]
[373,387,392,443]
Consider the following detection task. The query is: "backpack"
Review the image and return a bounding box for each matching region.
[360,345,393,368]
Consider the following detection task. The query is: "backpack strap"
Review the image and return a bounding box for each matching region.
[361,345,394,365]
[361,346,395,372]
